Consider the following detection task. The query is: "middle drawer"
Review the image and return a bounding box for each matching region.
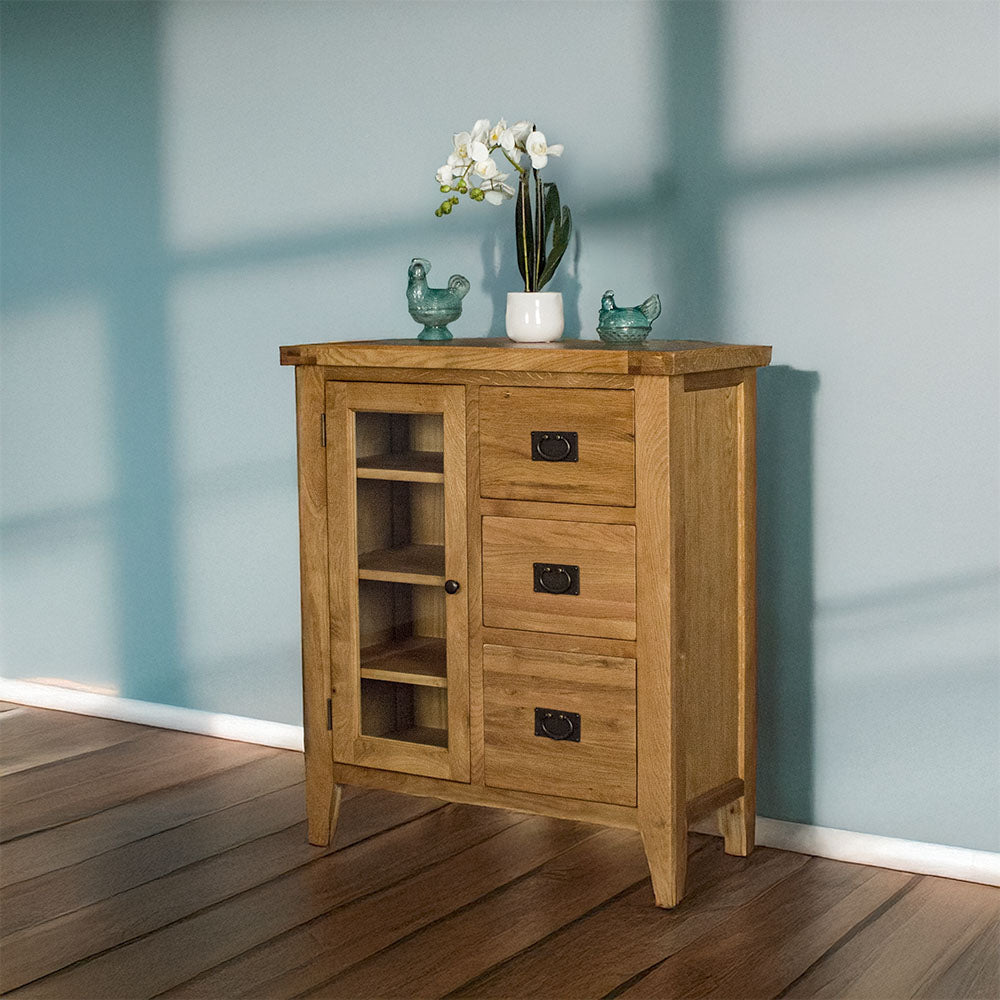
[481,515,637,640]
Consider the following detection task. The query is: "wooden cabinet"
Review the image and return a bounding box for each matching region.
[282,337,771,908]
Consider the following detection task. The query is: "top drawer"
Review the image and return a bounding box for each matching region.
[479,387,635,506]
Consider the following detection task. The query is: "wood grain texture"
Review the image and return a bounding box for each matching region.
[6,801,516,999]
[295,365,337,846]
[0,751,300,888]
[6,713,993,1000]
[482,644,637,806]
[480,626,636,660]
[331,759,639,829]
[279,339,771,376]
[465,385,487,787]
[481,515,637,640]
[479,385,635,505]
[309,365,638,389]
[677,379,741,803]
[721,368,758,855]
[0,709,146,777]
[633,374,687,907]
[479,496,636,523]
[299,827,648,999]
[174,815,600,1000]
[0,729,273,841]
[449,841,809,1000]
[783,875,1000,1000]
[615,860,916,998]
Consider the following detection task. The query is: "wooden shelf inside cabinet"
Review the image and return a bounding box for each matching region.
[356,451,444,483]
[357,543,445,586]
[383,725,448,749]
[360,636,447,688]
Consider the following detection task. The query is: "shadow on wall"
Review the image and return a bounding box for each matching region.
[756,366,820,824]
[0,2,184,706]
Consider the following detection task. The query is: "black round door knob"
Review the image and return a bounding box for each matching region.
[444,579,461,594]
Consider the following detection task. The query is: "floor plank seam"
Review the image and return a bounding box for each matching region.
[4,804,456,994]
[442,836,717,1000]
[594,852,831,1000]
[0,778,309,894]
[0,725,172,789]
[443,876,653,1000]
[1,813,308,938]
[773,872,923,1000]
[0,749,285,845]
[155,811,536,999]
[298,824,610,997]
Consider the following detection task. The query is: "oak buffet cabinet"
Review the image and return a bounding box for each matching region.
[280,337,771,907]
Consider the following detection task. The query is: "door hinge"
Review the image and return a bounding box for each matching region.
[320,413,327,447]
[326,697,333,730]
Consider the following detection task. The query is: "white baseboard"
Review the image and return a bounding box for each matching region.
[3,679,997,886]
[0,678,304,752]
[753,816,1000,887]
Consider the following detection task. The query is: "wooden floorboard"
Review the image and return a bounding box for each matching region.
[0,708,147,777]
[1,707,998,1000]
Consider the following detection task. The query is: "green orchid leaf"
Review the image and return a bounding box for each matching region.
[537,204,572,291]
[543,182,560,250]
[515,173,534,291]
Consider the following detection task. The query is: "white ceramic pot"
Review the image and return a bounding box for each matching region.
[505,292,564,342]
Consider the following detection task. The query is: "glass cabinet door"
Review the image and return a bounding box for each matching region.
[325,381,469,782]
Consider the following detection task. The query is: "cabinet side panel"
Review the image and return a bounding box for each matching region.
[679,379,742,801]
[295,367,336,845]
[635,375,687,907]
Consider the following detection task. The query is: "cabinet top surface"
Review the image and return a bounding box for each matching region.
[279,338,772,376]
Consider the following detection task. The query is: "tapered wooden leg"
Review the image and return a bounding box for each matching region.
[717,794,755,857]
[307,779,342,847]
[639,816,688,909]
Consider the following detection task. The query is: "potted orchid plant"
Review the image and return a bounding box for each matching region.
[434,118,572,341]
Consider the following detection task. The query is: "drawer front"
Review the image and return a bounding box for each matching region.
[482,516,636,640]
[479,387,635,506]
[483,644,637,806]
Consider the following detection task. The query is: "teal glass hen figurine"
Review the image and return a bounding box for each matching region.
[406,258,471,341]
[596,289,662,343]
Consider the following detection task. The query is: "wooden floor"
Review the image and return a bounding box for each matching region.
[1,704,997,1000]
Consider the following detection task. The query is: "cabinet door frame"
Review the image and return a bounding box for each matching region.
[326,380,470,782]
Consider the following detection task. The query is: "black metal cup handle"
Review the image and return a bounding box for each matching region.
[531,431,578,462]
[533,563,580,595]
[535,708,581,742]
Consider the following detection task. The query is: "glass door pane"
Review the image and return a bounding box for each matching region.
[354,410,449,750]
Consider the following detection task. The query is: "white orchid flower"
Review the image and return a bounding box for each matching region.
[511,121,534,147]
[483,180,516,205]
[470,140,490,164]
[526,130,563,169]
[452,131,473,160]
[435,163,454,185]
[488,119,507,146]
[498,128,522,163]
[474,157,499,180]
[471,118,490,143]
[447,152,471,170]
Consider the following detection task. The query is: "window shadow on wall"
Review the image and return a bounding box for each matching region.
[1,1,184,706]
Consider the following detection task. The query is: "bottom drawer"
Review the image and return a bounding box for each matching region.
[483,643,637,807]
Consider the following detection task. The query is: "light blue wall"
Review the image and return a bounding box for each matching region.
[2,1,997,852]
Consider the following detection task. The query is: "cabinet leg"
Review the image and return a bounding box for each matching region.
[639,819,688,909]
[307,780,342,847]
[717,794,755,857]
